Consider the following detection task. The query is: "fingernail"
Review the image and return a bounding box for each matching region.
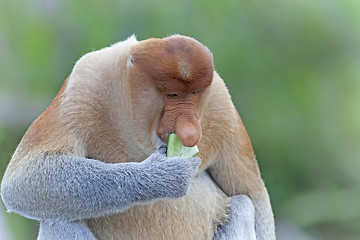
[159,145,167,154]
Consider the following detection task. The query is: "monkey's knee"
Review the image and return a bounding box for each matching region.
[38,220,97,240]
[215,195,256,240]
[230,195,255,221]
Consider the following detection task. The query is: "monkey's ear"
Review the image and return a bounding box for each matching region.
[130,56,136,64]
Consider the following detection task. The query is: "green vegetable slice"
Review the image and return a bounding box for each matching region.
[166,133,199,157]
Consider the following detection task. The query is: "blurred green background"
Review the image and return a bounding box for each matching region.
[0,0,359,239]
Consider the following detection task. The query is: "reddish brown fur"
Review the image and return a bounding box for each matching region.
[131,35,214,146]
[20,77,69,154]
[131,35,213,94]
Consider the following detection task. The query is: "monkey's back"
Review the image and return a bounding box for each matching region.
[86,172,229,240]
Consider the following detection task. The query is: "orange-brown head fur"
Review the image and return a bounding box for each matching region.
[130,35,214,147]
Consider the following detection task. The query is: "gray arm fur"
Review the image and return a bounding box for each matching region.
[214,195,256,240]
[2,149,255,240]
[38,221,97,240]
[1,150,200,222]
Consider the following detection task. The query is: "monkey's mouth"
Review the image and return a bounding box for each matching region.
[157,111,201,148]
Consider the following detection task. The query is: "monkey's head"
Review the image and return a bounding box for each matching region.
[130,35,214,147]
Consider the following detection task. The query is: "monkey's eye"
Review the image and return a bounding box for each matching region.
[192,90,200,95]
[167,93,179,98]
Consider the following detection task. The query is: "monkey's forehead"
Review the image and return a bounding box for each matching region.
[130,36,214,91]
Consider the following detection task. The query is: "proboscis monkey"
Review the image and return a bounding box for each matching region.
[1,35,275,240]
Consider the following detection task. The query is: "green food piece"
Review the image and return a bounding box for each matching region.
[166,133,199,157]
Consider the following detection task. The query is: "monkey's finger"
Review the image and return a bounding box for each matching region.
[157,145,167,155]
[192,156,202,167]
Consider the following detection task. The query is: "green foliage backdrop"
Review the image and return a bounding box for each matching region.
[0,0,359,239]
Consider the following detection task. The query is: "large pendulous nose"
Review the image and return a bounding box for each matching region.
[175,114,201,147]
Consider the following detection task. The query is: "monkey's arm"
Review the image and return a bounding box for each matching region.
[38,221,97,240]
[207,118,276,240]
[204,74,275,240]
[214,195,256,240]
[1,150,200,222]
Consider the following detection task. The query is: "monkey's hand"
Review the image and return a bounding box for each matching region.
[1,149,200,223]
[214,195,256,240]
[141,148,201,199]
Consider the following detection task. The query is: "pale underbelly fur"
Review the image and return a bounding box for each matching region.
[86,172,230,240]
